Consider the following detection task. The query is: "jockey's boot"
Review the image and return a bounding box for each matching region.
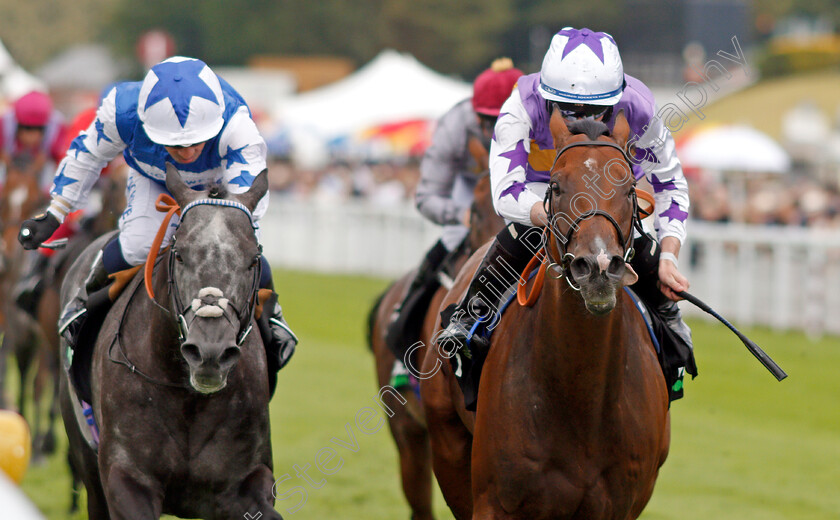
[385,239,449,379]
[656,297,693,352]
[630,233,694,353]
[438,223,533,360]
[630,233,696,399]
[388,239,448,325]
[389,358,411,390]
[256,290,298,397]
[13,252,51,316]
[436,223,534,410]
[58,250,112,352]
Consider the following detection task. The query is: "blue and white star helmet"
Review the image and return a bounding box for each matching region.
[538,27,625,106]
[138,56,225,146]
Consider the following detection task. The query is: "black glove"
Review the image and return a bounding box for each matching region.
[18,212,61,250]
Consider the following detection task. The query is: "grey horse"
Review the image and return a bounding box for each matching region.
[59,164,282,519]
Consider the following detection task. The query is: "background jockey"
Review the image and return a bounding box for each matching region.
[386,58,523,387]
[13,88,125,316]
[17,56,297,395]
[0,90,66,191]
[2,91,71,316]
[438,27,696,408]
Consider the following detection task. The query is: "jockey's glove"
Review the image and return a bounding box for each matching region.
[18,212,60,250]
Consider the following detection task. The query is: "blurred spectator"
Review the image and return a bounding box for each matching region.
[688,173,840,228]
[265,157,840,231]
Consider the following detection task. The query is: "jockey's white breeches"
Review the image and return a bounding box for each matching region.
[117,168,262,266]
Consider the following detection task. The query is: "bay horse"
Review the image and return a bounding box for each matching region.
[420,111,670,519]
[59,164,281,519]
[27,167,127,497]
[0,160,48,432]
[368,150,504,518]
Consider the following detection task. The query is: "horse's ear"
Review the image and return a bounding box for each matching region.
[612,109,630,150]
[236,169,268,213]
[549,108,571,150]
[165,163,196,206]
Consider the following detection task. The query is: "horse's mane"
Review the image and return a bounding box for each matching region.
[567,119,610,141]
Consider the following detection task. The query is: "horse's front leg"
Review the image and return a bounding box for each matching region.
[216,464,283,520]
[103,465,163,520]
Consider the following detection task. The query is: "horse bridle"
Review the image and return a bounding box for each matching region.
[108,198,262,388]
[543,139,646,290]
[166,199,262,346]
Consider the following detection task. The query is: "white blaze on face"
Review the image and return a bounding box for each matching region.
[584,158,599,177]
[190,287,229,318]
[596,248,610,273]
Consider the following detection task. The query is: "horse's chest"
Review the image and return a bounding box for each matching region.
[488,423,658,518]
[104,394,269,478]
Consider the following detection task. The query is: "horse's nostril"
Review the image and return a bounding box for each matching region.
[219,346,241,367]
[606,255,626,279]
[181,343,201,365]
[570,256,593,280]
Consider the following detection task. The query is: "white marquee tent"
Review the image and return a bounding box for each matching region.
[0,39,45,102]
[273,50,471,140]
[678,124,791,174]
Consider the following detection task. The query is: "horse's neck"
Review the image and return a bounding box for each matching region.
[132,254,185,380]
[527,281,631,399]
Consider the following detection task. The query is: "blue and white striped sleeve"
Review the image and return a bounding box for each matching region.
[219,106,269,221]
[47,88,126,221]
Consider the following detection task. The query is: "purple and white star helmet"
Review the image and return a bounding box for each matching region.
[138,56,225,146]
[538,27,625,106]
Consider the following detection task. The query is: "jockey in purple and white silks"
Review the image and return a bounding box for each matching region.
[438,28,696,410]
[490,72,689,244]
[18,57,298,392]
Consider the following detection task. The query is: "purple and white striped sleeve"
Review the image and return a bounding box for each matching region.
[489,94,543,226]
[637,115,690,244]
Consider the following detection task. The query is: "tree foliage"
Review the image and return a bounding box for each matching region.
[12,0,832,82]
[0,0,113,69]
[106,0,517,78]
[103,0,638,79]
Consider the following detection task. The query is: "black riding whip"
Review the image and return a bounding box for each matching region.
[676,290,787,381]
[39,237,68,249]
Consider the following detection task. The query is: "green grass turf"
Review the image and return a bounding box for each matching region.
[9,269,840,519]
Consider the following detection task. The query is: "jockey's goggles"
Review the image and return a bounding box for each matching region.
[551,102,610,120]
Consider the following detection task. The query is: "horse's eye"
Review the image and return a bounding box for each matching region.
[551,182,562,195]
[174,250,184,263]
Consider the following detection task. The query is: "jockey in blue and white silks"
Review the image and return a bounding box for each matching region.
[43,57,269,266]
[18,57,297,390]
[437,28,696,410]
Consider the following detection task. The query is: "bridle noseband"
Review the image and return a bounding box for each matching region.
[543,139,646,290]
